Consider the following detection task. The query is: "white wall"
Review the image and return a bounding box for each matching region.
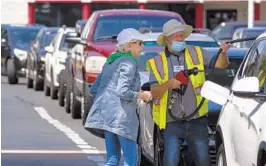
[1,0,28,24]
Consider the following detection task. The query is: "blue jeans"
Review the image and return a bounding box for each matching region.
[104,131,138,166]
[163,117,210,166]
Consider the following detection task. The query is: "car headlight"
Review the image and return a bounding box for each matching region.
[14,48,27,60]
[85,56,107,73]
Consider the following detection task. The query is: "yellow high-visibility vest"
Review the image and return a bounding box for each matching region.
[147,46,208,129]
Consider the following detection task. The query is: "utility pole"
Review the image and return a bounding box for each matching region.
[248,0,254,28]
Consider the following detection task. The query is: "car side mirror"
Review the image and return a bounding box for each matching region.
[45,46,54,53]
[66,32,79,38]
[141,82,151,91]
[231,77,266,99]
[232,77,259,92]
[65,36,86,45]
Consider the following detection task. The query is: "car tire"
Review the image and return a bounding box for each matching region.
[154,131,164,166]
[217,143,227,166]
[65,75,72,113]
[7,59,18,84]
[50,72,58,100]
[81,83,93,126]
[26,62,33,88]
[33,70,43,91]
[58,75,65,107]
[71,85,81,119]
[44,76,50,96]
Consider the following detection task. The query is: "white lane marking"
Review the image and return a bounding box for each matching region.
[33,107,106,164]
[1,150,105,154]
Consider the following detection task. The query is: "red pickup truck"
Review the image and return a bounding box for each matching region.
[65,9,185,123]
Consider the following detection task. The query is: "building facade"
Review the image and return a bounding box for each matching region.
[1,0,266,29]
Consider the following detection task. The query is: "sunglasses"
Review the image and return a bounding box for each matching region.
[132,41,143,46]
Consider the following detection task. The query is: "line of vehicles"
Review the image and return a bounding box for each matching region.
[1,9,266,166]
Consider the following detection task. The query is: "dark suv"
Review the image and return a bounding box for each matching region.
[1,24,43,84]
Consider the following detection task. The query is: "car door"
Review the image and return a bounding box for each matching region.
[231,38,266,166]
[1,28,10,72]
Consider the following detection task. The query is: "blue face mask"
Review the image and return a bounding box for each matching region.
[171,41,186,52]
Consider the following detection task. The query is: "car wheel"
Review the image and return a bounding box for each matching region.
[154,132,164,166]
[217,143,227,166]
[71,85,81,119]
[50,72,58,100]
[65,75,72,113]
[7,59,18,84]
[81,83,93,126]
[58,75,65,106]
[44,76,50,96]
[33,70,43,91]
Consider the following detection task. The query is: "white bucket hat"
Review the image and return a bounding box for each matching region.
[116,28,146,47]
[157,19,193,46]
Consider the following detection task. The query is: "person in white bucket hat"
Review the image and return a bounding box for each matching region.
[85,28,151,166]
[147,19,231,166]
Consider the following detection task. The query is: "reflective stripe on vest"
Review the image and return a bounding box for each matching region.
[148,46,208,129]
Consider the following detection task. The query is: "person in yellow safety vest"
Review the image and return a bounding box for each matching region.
[148,19,231,166]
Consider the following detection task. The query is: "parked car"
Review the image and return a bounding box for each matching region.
[137,46,248,166]
[212,21,266,43]
[232,27,266,48]
[201,33,266,166]
[26,27,58,90]
[1,24,43,84]
[65,9,185,121]
[44,27,77,100]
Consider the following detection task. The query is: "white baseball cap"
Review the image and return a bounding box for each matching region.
[116,28,146,46]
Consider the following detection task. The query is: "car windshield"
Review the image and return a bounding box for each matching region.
[10,27,40,49]
[59,34,76,52]
[242,29,266,47]
[93,15,181,41]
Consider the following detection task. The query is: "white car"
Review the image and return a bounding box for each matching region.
[201,32,266,166]
[44,27,76,99]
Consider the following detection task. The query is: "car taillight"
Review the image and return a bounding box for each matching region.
[85,56,106,83]
[85,73,98,83]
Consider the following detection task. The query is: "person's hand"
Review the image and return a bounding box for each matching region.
[220,42,232,53]
[167,78,182,89]
[138,91,152,102]
[175,70,189,85]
